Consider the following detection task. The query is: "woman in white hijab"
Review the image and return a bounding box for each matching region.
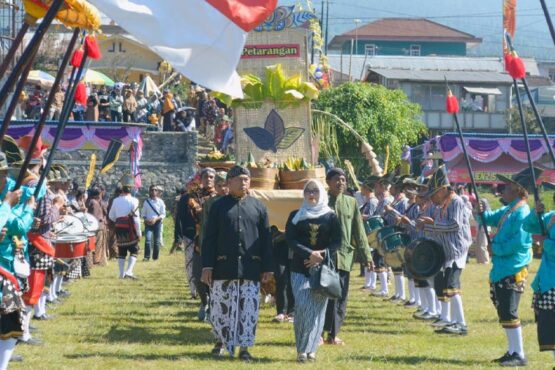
[285,179,342,363]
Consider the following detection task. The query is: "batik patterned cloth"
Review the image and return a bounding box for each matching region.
[183,237,197,297]
[210,279,260,355]
[291,272,328,354]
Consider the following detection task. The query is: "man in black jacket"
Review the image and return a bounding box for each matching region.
[201,165,273,361]
[174,168,216,303]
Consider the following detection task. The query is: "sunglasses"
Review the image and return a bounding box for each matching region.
[304,188,320,195]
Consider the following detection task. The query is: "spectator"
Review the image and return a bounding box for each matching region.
[135,91,149,123]
[85,92,99,121]
[123,89,138,122]
[161,89,176,131]
[98,87,111,121]
[109,89,124,122]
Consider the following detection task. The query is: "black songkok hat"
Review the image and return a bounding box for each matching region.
[227,165,250,180]
[326,167,346,181]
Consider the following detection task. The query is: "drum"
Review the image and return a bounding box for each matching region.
[86,232,96,252]
[404,238,445,279]
[53,215,85,236]
[74,212,99,232]
[381,232,411,269]
[365,216,384,246]
[53,235,88,259]
[375,226,404,256]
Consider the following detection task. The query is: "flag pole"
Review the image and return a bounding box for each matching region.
[0,0,65,110]
[505,33,555,167]
[14,28,81,191]
[34,43,90,198]
[539,0,555,46]
[513,79,546,234]
[0,21,30,80]
[445,78,492,247]
[0,41,41,146]
[504,33,546,233]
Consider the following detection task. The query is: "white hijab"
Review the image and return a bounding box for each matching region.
[292,179,333,225]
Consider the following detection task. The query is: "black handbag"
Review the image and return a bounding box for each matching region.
[309,250,342,299]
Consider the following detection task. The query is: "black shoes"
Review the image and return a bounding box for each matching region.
[211,342,225,357]
[435,323,468,336]
[238,350,253,362]
[499,352,527,367]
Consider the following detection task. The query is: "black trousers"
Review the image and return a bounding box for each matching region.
[324,270,350,338]
[275,264,294,315]
[192,251,209,306]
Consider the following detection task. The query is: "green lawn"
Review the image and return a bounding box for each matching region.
[12,217,555,369]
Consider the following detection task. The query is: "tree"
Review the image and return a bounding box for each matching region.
[314,82,427,175]
[506,105,543,134]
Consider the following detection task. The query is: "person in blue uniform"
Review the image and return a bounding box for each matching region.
[524,190,555,365]
[478,167,538,367]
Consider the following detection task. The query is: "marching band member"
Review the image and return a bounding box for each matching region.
[323,168,372,345]
[0,152,25,370]
[409,181,441,320]
[398,179,421,308]
[0,155,37,367]
[108,174,141,280]
[420,167,472,335]
[371,174,394,297]
[384,176,409,302]
[360,177,379,290]
[525,195,555,365]
[478,168,536,366]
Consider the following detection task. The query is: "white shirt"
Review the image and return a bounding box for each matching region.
[141,197,166,221]
[109,194,141,238]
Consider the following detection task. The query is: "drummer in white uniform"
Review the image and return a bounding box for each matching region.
[108,174,141,279]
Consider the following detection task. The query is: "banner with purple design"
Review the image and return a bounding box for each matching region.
[7,122,146,152]
[426,133,555,184]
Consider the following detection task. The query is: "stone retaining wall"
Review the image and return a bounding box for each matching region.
[52,132,197,206]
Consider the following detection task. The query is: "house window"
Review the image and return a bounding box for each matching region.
[365,44,376,56]
[549,69,555,82]
[410,44,421,56]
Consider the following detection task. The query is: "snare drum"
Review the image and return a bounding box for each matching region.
[376,226,404,256]
[365,216,384,246]
[381,232,411,269]
[54,235,88,259]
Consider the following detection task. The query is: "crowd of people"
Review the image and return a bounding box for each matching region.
[14,83,234,148]
[167,162,554,366]
[0,136,554,367]
[0,134,176,367]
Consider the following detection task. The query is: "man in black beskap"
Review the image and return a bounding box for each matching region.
[201,165,273,361]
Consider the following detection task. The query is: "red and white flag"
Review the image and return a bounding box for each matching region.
[90,0,277,97]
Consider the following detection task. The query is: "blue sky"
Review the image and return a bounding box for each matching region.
[280,0,555,61]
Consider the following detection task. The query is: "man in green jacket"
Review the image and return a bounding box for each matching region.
[323,168,373,345]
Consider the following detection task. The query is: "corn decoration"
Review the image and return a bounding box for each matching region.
[22,0,102,31]
[85,153,96,189]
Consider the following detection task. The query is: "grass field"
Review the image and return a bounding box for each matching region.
[12,216,555,370]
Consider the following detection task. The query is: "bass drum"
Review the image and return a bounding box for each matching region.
[365,216,384,247]
[404,238,445,279]
[381,232,411,269]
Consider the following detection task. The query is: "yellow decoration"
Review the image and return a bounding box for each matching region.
[85,153,96,188]
[23,0,101,31]
[384,145,390,174]
[344,160,360,191]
